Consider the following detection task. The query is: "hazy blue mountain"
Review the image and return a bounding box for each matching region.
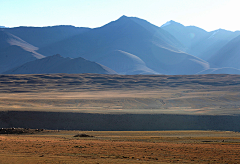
[195,29,240,61]
[161,21,240,60]
[3,54,116,74]
[129,17,185,52]
[208,35,240,69]
[4,25,91,48]
[97,50,159,75]
[0,26,8,28]
[6,16,240,75]
[37,16,208,75]
[197,67,240,75]
[0,30,45,73]
[161,20,208,51]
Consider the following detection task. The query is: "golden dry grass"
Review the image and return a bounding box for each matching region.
[1,74,240,162]
[0,130,240,163]
[0,89,240,115]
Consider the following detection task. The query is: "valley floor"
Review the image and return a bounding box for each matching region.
[1,74,240,163]
[1,74,240,131]
[0,130,240,163]
[1,74,240,115]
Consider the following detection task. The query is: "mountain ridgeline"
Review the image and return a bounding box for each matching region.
[3,54,116,74]
[1,16,240,75]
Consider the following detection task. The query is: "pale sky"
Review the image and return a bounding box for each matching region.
[0,0,240,32]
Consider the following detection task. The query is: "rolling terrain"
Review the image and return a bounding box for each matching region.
[0,74,240,131]
[2,10,240,164]
[1,73,240,163]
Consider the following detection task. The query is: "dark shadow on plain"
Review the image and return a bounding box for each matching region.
[0,111,239,131]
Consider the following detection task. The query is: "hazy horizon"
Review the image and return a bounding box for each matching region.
[0,0,239,32]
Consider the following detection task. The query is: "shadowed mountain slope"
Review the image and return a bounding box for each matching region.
[4,25,91,48]
[161,20,208,51]
[97,50,159,75]
[7,16,240,75]
[161,21,240,61]
[0,30,45,73]
[38,16,208,75]
[208,35,240,69]
[3,54,116,74]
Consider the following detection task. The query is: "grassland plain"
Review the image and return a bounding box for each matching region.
[0,130,240,163]
[1,74,240,163]
[0,73,240,130]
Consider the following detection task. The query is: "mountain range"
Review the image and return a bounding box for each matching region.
[161,21,240,61]
[1,16,240,75]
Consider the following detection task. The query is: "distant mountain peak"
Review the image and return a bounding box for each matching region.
[115,15,136,23]
[120,15,128,18]
[212,28,232,33]
[168,20,178,24]
[45,54,73,61]
[52,54,62,58]
[161,21,171,27]
[161,20,184,28]
[0,26,8,28]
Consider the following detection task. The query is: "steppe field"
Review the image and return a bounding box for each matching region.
[0,73,240,163]
[1,73,240,115]
[1,129,240,163]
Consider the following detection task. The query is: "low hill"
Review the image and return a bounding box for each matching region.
[97,50,158,75]
[3,54,116,74]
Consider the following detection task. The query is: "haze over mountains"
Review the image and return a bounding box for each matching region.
[208,35,240,69]
[4,54,116,74]
[162,21,240,61]
[1,16,240,75]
